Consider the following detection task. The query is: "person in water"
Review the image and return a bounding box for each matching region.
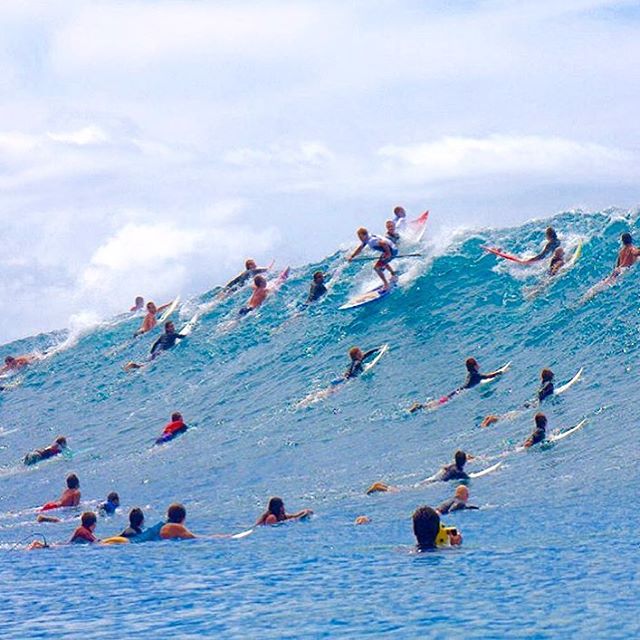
[549,247,565,275]
[99,492,120,516]
[69,512,99,544]
[40,473,81,512]
[524,413,548,448]
[255,497,313,526]
[348,227,398,290]
[526,227,561,263]
[345,346,383,380]
[307,271,327,303]
[614,232,640,272]
[130,296,145,312]
[134,300,172,336]
[120,508,145,539]
[438,450,474,481]
[160,503,196,540]
[23,436,68,466]
[223,259,270,292]
[0,354,38,375]
[156,412,188,444]
[412,505,462,551]
[385,220,401,244]
[239,275,269,315]
[124,321,186,370]
[436,485,479,515]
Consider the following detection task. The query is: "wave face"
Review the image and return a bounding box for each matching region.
[1,208,638,638]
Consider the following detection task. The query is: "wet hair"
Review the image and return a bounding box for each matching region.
[164,321,174,331]
[621,232,633,246]
[167,503,186,524]
[257,497,285,525]
[55,436,67,447]
[254,275,267,287]
[129,507,144,528]
[412,505,440,550]
[454,450,467,468]
[546,227,557,240]
[107,492,119,505]
[465,357,478,372]
[171,412,183,422]
[455,485,469,501]
[357,227,368,237]
[313,271,324,281]
[534,413,548,429]
[245,258,256,269]
[81,512,97,528]
[146,301,156,310]
[349,346,361,360]
[66,473,80,489]
[541,368,554,382]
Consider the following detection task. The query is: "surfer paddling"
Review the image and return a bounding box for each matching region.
[134,301,172,336]
[409,358,508,413]
[344,346,384,380]
[0,354,38,375]
[223,259,270,293]
[524,413,548,448]
[306,271,327,303]
[124,321,187,370]
[614,233,640,273]
[348,227,398,291]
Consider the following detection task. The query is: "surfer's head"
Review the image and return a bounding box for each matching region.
[534,413,547,430]
[385,220,396,233]
[66,473,80,489]
[412,505,440,550]
[267,497,285,519]
[454,485,469,502]
[465,357,479,372]
[393,206,406,218]
[349,346,363,361]
[254,275,267,288]
[171,412,183,423]
[546,227,557,241]
[55,436,67,448]
[454,450,467,469]
[541,368,554,382]
[164,321,176,333]
[146,301,157,314]
[621,232,633,246]
[313,271,324,283]
[4,356,16,367]
[357,227,369,242]
[245,259,257,270]
[134,296,144,307]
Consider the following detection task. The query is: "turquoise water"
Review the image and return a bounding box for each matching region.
[1,209,638,638]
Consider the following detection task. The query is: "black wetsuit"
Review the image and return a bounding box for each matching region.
[120,525,143,539]
[345,348,380,379]
[307,281,327,303]
[224,268,268,291]
[439,463,469,482]
[526,426,546,447]
[538,381,554,402]
[150,331,186,358]
[463,370,496,389]
[436,498,479,515]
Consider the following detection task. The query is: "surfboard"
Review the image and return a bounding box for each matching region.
[469,461,503,478]
[481,246,531,264]
[363,344,389,373]
[581,266,627,303]
[158,296,180,323]
[554,368,583,395]
[231,528,254,540]
[339,281,396,310]
[548,419,587,443]
[480,362,511,383]
[407,211,429,243]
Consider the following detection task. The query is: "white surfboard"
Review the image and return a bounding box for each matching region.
[469,461,503,478]
[548,419,587,443]
[158,296,181,323]
[231,528,254,540]
[480,362,511,384]
[339,283,394,310]
[554,368,583,396]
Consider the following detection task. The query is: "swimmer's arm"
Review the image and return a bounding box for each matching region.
[480,369,504,381]
[526,242,552,263]
[285,509,313,521]
[361,347,382,361]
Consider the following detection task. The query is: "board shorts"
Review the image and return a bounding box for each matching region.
[374,247,398,269]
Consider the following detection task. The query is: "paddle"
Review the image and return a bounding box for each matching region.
[351,253,423,262]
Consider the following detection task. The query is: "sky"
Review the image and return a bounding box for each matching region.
[0,0,639,343]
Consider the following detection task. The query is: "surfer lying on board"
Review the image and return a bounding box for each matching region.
[125,321,187,370]
[348,227,398,291]
[436,485,479,515]
[524,413,547,448]
[239,275,269,315]
[307,271,327,303]
[614,233,640,273]
[155,412,188,444]
[413,506,462,551]
[482,368,554,426]
[255,497,313,526]
[70,512,99,544]
[223,259,270,293]
[345,346,383,379]
[1,354,38,375]
[409,358,507,413]
[39,473,81,513]
[23,436,68,466]
[134,300,172,336]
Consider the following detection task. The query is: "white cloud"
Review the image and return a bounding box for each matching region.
[225,142,334,167]
[47,125,109,145]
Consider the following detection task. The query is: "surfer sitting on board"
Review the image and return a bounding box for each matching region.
[134,301,172,336]
[223,258,269,293]
[307,271,327,303]
[436,486,479,515]
[130,296,145,312]
[23,436,68,466]
[239,275,270,315]
[614,232,640,273]
[345,346,383,380]
[526,227,561,263]
[413,505,462,551]
[524,413,547,448]
[348,227,398,291]
[385,220,401,244]
[39,473,81,513]
[1,354,38,375]
[155,412,188,444]
[255,496,313,526]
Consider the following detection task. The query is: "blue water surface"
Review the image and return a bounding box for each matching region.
[1,209,638,639]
